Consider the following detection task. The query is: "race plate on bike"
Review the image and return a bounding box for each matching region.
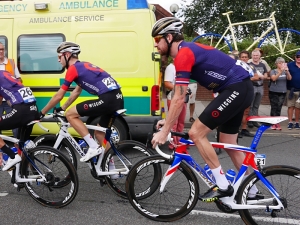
[255,154,266,165]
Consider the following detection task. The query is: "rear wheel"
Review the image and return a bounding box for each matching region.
[20,146,79,208]
[126,155,199,222]
[102,140,154,198]
[236,165,300,225]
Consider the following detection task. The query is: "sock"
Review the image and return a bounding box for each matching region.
[211,165,229,190]
[83,134,98,149]
[1,144,15,159]
[243,175,259,197]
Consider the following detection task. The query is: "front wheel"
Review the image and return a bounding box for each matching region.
[33,134,78,170]
[236,165,300,225]
[21,146,79,208]
[125,155,199,222]
[102,140,154,198]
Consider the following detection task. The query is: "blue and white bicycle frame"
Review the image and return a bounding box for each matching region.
[156,116,288,211]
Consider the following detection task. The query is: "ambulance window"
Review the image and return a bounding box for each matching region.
[0,36,8,57]
[18,34,65,74]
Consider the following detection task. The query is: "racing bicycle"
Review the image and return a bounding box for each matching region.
[33,109,154,198]
[0,121,79,208]
[125,116,300,224]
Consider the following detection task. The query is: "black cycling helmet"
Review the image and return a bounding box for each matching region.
[151,17,183,37]
[57,41,81,54]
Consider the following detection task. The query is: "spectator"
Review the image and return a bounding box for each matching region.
[248,48,271,72]
[238,50,259,137]
[188,79,197,122]
[164,61,187,150]
[287,51,300,129]
[269,57,292,130]
[228,53,238,60]
[0,42,22,139]
[247,49,268,128]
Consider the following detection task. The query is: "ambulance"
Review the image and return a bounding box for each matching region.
[0,0,163,141]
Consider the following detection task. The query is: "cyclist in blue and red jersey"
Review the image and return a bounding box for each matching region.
[40,42,123,162]
[0,70,39,171]
[151,17,256,201]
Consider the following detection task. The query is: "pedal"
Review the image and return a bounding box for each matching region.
[99,177,106,187]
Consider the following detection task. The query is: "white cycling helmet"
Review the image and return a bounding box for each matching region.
[151,17,183,37]
[57,41,81,54]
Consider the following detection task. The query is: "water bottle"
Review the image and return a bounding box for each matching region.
[24,140,36,150]
[204,164,215,182]
[226,169,236,185]
[78,140,88,153]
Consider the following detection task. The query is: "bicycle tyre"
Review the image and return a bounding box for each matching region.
[192,33,233,52]
[20,146,79,208]
[126,155,199,222]
[258,28,300,59]
[34,134,78,169]
[236,165,300,225]
[102,140,154,198]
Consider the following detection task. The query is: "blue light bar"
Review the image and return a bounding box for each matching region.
[127,0,149,9]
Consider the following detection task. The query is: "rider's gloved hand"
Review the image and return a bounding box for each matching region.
[53,107,64,113]
[39,111,45,119]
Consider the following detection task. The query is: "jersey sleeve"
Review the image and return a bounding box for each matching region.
[174,47,195,86]
[62,65,78,91]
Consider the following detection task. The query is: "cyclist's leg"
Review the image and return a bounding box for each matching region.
[70,89,124,161]
[196,79,253,201]
[1,103,39,170]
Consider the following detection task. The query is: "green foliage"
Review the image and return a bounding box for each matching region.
[182,0,300,40]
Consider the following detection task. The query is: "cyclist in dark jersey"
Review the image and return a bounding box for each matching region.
[40,42,124,162]
[151,17,255,201]
[0,70,39,171]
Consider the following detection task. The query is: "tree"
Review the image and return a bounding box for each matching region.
[182,0,300,39]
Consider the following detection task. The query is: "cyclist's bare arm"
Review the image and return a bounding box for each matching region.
[61,86,82,110]
[41,88,67,114]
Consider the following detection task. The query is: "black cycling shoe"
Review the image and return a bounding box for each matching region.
[199,185,234,202]
[252,122,261,128]
[247,191,264,200]
[241,129,254,137]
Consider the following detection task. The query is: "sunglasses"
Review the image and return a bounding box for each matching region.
[296,55,300,58]
[58,53,65,60]
[154,35,164,44]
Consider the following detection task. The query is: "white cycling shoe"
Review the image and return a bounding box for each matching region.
[80,146,103,162]
[2,154,22,171]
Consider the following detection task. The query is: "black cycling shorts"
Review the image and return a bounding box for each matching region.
[76,89,124,128]
[0,103,39,139]
[199,79,254,134]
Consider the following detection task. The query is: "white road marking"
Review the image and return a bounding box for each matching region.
[190,210,300,224]
[0,192,8,197]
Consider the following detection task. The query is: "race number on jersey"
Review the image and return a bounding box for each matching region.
[18,87,36,103]
[102,77,119,90]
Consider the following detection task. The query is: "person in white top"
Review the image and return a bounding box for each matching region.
[164,61,187,150]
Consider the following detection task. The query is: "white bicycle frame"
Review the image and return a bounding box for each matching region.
[0,121,52,186]
[43,114,130,177]
[217,11,288,56]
